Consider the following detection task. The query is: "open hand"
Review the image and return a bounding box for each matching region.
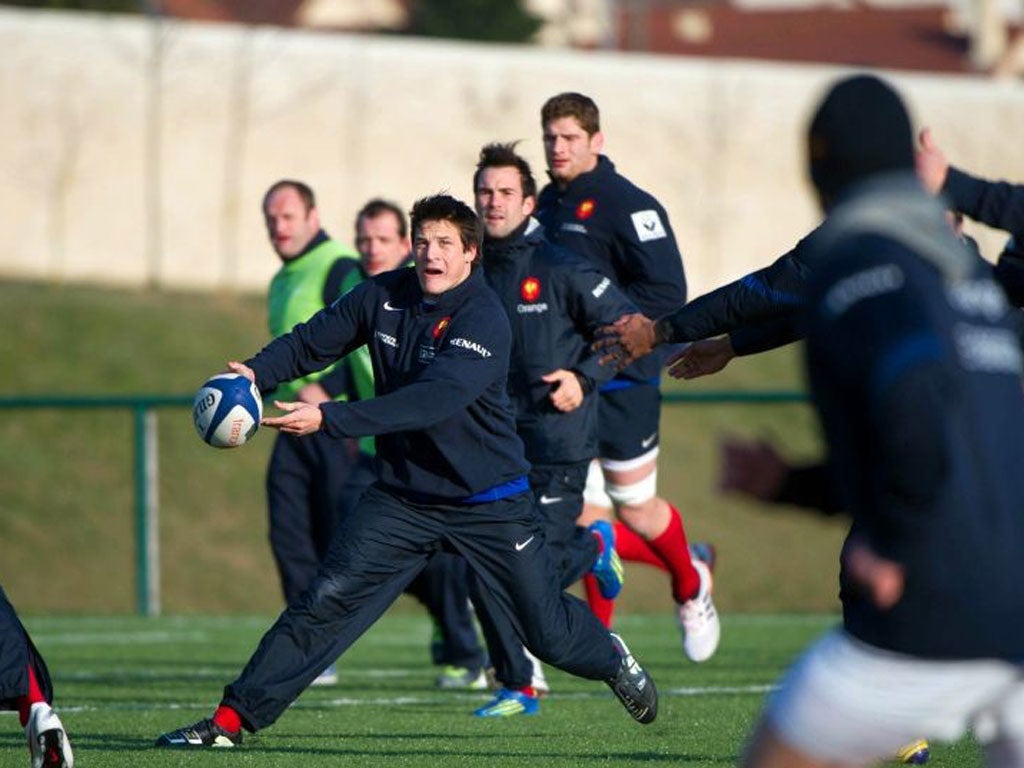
[261,400,324,435]
[666,337,735,379]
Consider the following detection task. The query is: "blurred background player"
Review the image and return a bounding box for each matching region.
[737,73,1024,768]
[469,142,629,716]
[534,92,719,661]
[261,180,361,686]
[0,584,73,768]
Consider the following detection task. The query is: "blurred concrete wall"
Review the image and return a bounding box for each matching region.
[2,7,1022,297]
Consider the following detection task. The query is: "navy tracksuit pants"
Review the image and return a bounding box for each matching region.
[0,584,53,710]
[267,435,483,671]
[470,461,598,688]
[223,484,619,731]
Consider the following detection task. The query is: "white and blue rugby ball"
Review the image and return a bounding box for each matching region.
[192,373,263,448]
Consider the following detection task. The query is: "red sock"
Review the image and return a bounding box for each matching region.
[647,505,700,603]
[17,665,46,727]
[583,573,615,628]
[212,704,242,734]
[614,521,668,570]
[516,685,537,698]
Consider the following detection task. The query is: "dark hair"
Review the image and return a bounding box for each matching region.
[808,74,914,205]
[262,179,316,213]
[410,194,482,253]
[355,198,407,238]
[541,92,600,135]
[473,142,537,200]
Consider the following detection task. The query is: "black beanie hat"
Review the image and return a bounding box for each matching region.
[808,74,915,204]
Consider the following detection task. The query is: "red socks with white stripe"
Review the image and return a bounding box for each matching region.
[646,505,700,603]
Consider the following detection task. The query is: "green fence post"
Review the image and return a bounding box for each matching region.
[133,404,161,617]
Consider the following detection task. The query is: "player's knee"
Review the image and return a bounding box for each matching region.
[300,572,359,617]
[521,626,571,668]
[606,471,658,508]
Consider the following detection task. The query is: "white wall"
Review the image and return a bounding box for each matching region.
[2,7,1022,297]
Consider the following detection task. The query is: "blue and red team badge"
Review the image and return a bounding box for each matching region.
[575,199,596,220]
[432,316,451,339]
[520,277,541,302]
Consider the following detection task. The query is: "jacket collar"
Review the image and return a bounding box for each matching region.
[546,155,615,196]
[414,264,488,314]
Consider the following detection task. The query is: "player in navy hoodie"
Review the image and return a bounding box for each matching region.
[470,142,634,717]
[535,93,719,662]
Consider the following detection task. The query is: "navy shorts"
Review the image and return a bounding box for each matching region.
[597,383,661,462]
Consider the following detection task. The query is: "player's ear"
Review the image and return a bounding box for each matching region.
[590,131,605,154]
[523,195,537,217]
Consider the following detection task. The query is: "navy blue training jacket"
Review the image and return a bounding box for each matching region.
[246,266,530,502]
[804,228,1024,660]
[536,156,687,383]
[482,219,636,465]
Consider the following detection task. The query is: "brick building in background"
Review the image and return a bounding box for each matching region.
[158,0,1023,75]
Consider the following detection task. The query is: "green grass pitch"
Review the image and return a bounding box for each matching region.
[4,613,984,767]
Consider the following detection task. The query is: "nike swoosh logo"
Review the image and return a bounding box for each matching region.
[641,432,657,449]
[383,301,403,311]
[539,495,562,505]
[514,536,535,551]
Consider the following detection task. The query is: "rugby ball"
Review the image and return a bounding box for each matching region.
[192,373,263,448]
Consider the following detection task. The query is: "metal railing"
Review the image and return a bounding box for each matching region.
[0,394,191,617]
[0,389,806,616]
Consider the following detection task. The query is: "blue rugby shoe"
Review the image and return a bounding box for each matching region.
[588,520,624,599]
[473,688,540,717]
[896,739,930,765]
[688,541,717,574]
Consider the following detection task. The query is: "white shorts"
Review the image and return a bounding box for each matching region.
[765,627,1024,765]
